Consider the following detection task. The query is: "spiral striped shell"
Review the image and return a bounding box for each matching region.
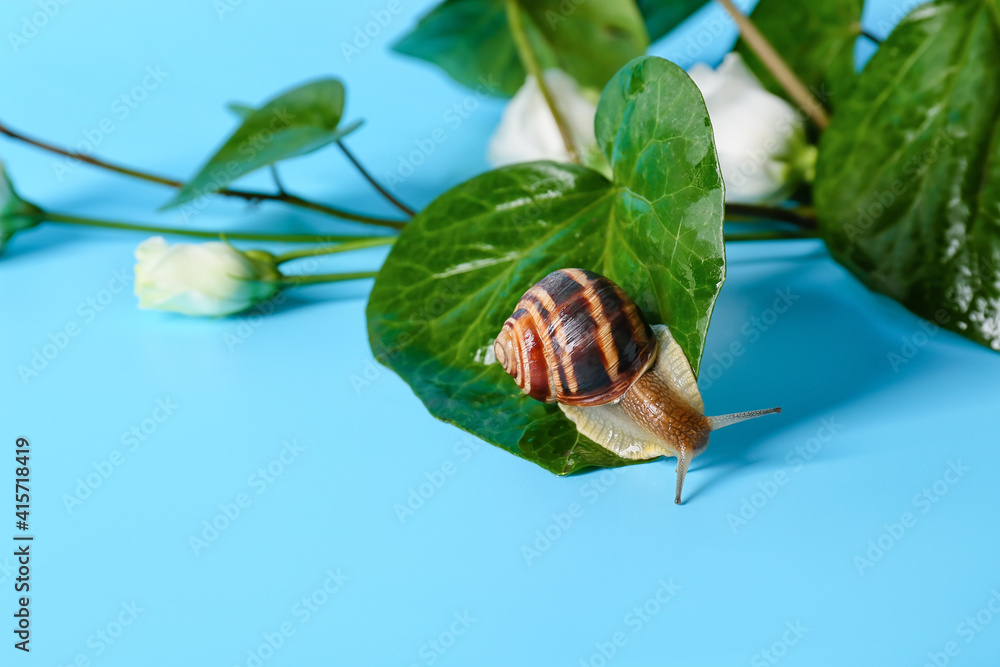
[494,268,657,406]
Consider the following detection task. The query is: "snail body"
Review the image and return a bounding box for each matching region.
[494,268,780,504]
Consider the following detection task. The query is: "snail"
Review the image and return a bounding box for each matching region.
[494,268,780,504]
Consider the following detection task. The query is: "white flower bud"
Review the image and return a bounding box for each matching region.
[134,236,280,316]
[688,53,816,204]
[488,69,599,168]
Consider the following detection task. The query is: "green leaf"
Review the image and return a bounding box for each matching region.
[367,56,725,474]
[734,0,862,109]
[226,102,256,119]
[635,0,707,43]
[392,0,649,97]
[0,161,43,252]
[163,79,358,209]
[815,0,1000,352]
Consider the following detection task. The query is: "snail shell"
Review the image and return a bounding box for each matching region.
[493,268,657,406]
[496,268,781,504]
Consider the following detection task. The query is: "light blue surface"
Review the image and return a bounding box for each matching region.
[3,0,998,665]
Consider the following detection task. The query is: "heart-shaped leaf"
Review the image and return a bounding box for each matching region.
[393,0,649,97]
[367,56,725,474]
[0,161,43,252]
[635,0,707,43]
[815,0,1000,351]
[734,0,862,110]
[163,79,359,209]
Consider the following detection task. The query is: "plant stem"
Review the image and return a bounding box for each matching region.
[278,193,403,229]
[275,237,396,264]
[504,0,580,163]
[724,202,817,228]
[724,229,819,242]
[714,0,830,129]
[269,164,287,195]
[42,211,384,244]
[281,270,378,287]
[0,121,406,229]
[337,140,416,217]
[859,29,881,45]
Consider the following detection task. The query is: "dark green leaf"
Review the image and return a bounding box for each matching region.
[735,0,862,109]
[367,56,725,474]
[815,0,1000,352]
[163,79,358,209]
[0,162,43,252]
[635,0,707,43]
[392,0,649,97]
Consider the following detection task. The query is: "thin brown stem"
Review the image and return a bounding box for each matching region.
[0,121,406,229]
[337,140,416,217]
[715,0,830,129]
[269,164,287,195]
[724,202,817,228]
[859,29,881,45]
[724,229,818,242]
[505,0,580,163]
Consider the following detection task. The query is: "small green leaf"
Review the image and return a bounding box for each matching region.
[635,0,707,43]
[393,0,649,97]
[0,162,43,252]
[226,102,256,119]
[163,79,358,209]
[815,0,1000,351]
[367,56,725,474]
[734,0,862,109]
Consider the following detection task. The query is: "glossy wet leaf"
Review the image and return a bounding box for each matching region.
[0,162,43,252]
[163,79,359,209]
[635,0,706,42]
[735,0,862,109]
[392,0,648,97]
[815,0,1000,351]
[367,56,724,474]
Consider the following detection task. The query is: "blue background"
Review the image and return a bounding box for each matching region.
[3,0,1000,665]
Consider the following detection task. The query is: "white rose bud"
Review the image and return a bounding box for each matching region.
[488,69,600,168]
[688,53,817,204]
[134,236,280,316]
